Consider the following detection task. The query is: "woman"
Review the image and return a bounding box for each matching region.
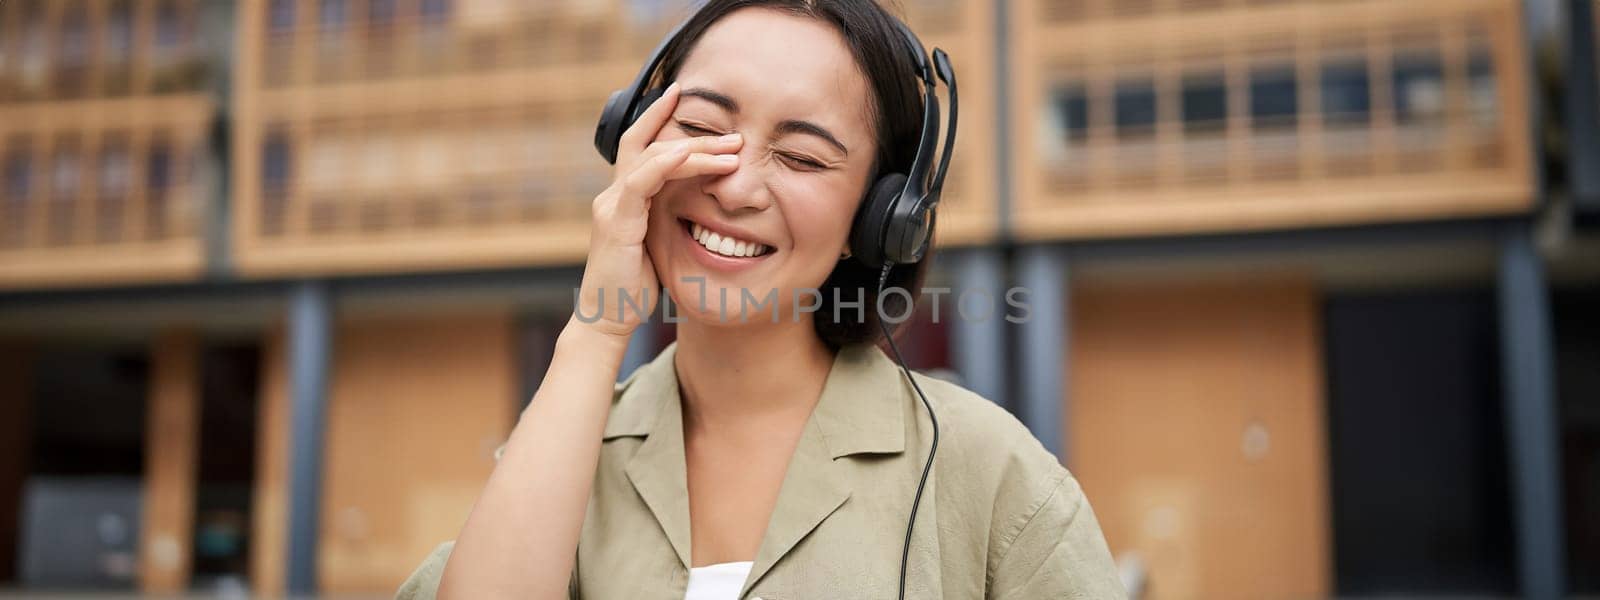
[399,1,1124,598]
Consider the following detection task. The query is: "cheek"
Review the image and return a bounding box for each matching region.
[643,191,680,255]
[776,179,860,269]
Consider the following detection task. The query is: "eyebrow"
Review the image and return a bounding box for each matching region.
[681,86,850,157]
[775,119,849,157]
[682,87,739,114]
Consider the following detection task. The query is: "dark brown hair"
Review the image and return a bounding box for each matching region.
[654,0,935,349]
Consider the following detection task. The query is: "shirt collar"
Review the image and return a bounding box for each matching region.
[602,340,909,458]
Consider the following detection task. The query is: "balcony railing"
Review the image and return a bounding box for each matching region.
[0,0,212,289]
[1011,0,1535,239]
[233,0,996,277]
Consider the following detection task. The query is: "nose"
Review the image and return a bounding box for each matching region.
[699,147,773,213]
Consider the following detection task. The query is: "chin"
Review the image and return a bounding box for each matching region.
[662,269,772,325]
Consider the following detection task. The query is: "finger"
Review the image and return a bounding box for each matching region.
[667,152,741,181]
[619,150,739,209]
[618,81,681,160]
[638,132,743,163]
[616,145,691,212]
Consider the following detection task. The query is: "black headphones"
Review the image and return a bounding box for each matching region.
[593,9,958,271]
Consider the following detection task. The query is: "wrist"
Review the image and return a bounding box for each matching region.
[558,316,636,358]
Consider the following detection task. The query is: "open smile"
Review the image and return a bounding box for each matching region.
[680,218,773,258]
[677,217,775,274]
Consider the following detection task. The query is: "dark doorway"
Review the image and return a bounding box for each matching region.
[191,342,262,592]
[1323,288,1515,595]
[1554,286,1600,594]
[19,345,148,590]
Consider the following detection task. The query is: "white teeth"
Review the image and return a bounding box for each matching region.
[688,221,768,258]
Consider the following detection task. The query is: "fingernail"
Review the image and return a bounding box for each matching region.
[716,154,738,164]
[720,133,741,143]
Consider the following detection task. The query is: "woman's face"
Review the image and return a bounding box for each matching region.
[643,7,878,325]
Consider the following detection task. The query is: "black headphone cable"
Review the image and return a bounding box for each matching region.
[876,262,940,600]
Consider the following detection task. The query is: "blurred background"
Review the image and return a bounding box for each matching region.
[0,0,1595,598]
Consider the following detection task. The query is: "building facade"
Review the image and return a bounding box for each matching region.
[0,0,1593,598]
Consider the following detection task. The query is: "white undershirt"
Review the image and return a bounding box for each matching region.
[684,561,754,600]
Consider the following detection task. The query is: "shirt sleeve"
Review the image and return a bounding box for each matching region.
[395,541,454,600]
[987,474,1128,600]
[394,541,580,600]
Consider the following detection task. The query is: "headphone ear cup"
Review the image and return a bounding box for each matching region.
[594,87,667,165]
[631,87,666,125]
[594,90,630,165]
[850,173,908,270]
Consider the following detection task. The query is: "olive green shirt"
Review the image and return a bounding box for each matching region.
[397,342,1125,599]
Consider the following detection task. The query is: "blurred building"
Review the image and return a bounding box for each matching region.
[0,0,1594,598]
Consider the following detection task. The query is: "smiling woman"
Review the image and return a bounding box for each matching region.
[396,2,1125,599]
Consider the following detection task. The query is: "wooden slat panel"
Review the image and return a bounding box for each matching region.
[140,329,201,593]
[317,312,515,593]
[1011,0,1534,240]
[1068,275,1330,599]
[251,327,289,597]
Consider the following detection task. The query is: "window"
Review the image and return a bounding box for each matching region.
[1053,84,1090,141]
[20,3,46,70]
[57,5,92,97]
[262,133,292,194]
[320,0,348,31]
[1181,72,1227,132]
[4,144,31,202]
[1392,52,1445,124]
[147,142,172,192]
[1467,51,1498,126]
[369,0,396,26]
[146,140,173,239]
[261,132,292,234]
[420,0,451,24]
[269,0,296,32]
[1321,59,1371,124]
[3,141,31,242]
[60,6,91,68]
[99,140,131,199]
[97,138,130,239]
[108,1,134,56]
[1250,65,1298,127]
[50,140,81,242]
[1114,78,1157,137]
[52,141,82,200]
[155,2,182,48]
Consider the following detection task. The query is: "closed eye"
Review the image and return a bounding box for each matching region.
[678,120,827,171]
[675,120,722,137]
[779,153,827,171]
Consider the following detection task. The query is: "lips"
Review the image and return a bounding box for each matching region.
[681,218,773,258]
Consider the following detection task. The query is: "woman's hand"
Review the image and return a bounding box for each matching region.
[573,81,744,341]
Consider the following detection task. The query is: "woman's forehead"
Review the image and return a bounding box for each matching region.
[674,8,876,139]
